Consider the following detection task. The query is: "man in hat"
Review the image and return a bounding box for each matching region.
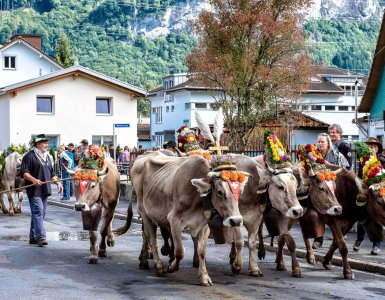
[163,140,177,154]
[20,134,63,247]
[80,139,89,159]
[353,137,384,255]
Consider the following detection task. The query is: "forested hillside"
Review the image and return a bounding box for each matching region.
[0,0,382,88]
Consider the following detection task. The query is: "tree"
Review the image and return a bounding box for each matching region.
[55,34,74,67]
[187,0,313,149]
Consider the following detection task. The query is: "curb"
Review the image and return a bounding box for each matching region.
[48,200,385,276]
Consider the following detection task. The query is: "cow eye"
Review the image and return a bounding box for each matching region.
[277,185,285,191]
[90,183,96,189]
[217,189,223,197]
[318,186,325,192]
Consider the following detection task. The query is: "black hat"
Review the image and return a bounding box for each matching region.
[67,143,74,147]
[80,139,89,145]
[365,137,383,154]
[163,140,176,149]
[34,134,48,145]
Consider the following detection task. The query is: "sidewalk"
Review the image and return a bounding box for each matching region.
[47,188,385,276]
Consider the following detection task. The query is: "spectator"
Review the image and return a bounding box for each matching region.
[312,133,349,249]
[328,124,352,170]
[353,137,384,255]
[20,134,63,247]
[109,144,115,160]
[121,146,130,162]
[163,141,177,154]
[80,139,89,159]
[58,145,73,201]
[66,143,75,196]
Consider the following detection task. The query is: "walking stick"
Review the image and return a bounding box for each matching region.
[0,177,73,194]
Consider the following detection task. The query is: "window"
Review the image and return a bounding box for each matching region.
[96,98,111,114]
[31,134,58,150]
[195,103,207,109]
[165,82,168,90]
[185,103,191,110]
[166,106,170,113]
[154,107,162,123]
[171,105,175,112]
[36,96,53,113]
[301,105,309,111]
[4,55,16,69]
[351,106,357,111]
[338,106,349,111]
[92,135,113,146]
[183,119,189,126]
[311,105,321,111]
[325,105,336,111]
[155,135,164,147]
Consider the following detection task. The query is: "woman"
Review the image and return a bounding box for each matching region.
[353,137,384,255]
[312,133,349,249]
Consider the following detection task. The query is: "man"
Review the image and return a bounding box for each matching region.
[80,139,89,158]
[163,140,177,154]
[58,145,73,200]
[66,143,76,196]
[328,124,352,170]
[20,134,63,247]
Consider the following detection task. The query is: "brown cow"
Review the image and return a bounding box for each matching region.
[0,152,24,215]
[123,153,247,286]
[65,157,120,264]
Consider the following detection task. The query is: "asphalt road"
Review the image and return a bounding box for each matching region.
[1,203,385,300]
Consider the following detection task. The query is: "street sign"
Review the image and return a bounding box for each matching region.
[114,123,130,128]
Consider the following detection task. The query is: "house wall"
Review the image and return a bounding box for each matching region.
[0,95,11,149]
[0,42,61,87]
[292,129,325,146]
[2,75,137,149]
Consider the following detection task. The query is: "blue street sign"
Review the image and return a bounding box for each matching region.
[114,123,130,128]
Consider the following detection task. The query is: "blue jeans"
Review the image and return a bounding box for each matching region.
[61,171,70,199]
[29,196,48,240]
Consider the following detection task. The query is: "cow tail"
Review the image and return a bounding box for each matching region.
[114,187,134,236]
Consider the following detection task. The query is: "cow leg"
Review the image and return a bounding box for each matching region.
[143,217,165,275]
[6,191,15,216]
[275,234,286,271]
[15,191,23,213]
[304,238,316,265]
[197,225,212,286]
[192,235,199,268]
[257,222,266,260]
[167,217,184,273]
[98,209,114,258]
[248,218,264,277]
[323,239,338,270]
[0,193,8,214]
[89,230,98,264]
[160,227,171,256]
[231,227,243,275]
[229,242,236,265]
[139,228,150,269]
[283,233,302,278]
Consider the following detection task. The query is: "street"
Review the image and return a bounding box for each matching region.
[1,202,385,300]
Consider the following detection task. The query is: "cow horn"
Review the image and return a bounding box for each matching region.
[97,167,109,176]
[63,165,76,175]
[266,164,276,174]
[308,166,315,177]
[240,171,251,177]
[334,168,343,174]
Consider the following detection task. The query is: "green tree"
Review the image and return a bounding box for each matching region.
[55,34,74,67]
[187,0,313,149]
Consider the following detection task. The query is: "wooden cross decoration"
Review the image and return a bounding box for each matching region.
[209,140,228,157]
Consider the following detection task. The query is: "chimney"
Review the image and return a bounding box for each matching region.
[10,34,42,50]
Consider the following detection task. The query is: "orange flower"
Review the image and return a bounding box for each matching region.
[379,187,385,197]
[81,173,89,180]
[317,173,325,181]
[325,173,331,181]
[89,174,97,181]
[238,173,246,183]
[330,173,337,181]
[187,136,195,143]
[230,171,238,181]
[221,170,230,181]
[75,172,82,179]
[202,151,211,159]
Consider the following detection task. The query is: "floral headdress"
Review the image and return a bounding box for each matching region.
[297,144,325,176]
[177,125,211,159]
[80,145,105,170]
[263,130,291,169]
[355,141,385,185]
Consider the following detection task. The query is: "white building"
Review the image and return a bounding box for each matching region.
[299,66,367,142]
[0,34,63,88]
[0,65,145,150]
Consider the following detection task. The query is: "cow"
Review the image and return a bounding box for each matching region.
[118,153,248,286]
[257,163,343,276]
[0,152,25,215]
[65,157,120,264]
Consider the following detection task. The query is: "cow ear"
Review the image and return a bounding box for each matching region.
[256,163,271,185]
[191,178,211,197]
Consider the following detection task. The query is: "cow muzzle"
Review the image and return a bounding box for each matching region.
[326,205,343,216]
[74,203,90,212]
[223,215,243,227]
[285,205,304,218]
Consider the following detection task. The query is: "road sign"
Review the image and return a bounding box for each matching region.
[114,123,130,128]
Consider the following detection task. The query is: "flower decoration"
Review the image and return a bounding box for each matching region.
[74,171,98,181]
[218,170,247,183]
[355,141,385,185]
[297,144,325,175]
[176,126,201,152]
[210,159,236,172]
[263,130,291,169]
[80,145,105,170]
[317,171,336,182]
[188,149,212,160]
[379,187,385,197]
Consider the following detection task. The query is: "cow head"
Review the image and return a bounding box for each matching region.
[191,170,249,227]
[65,166,109,211]
[367,183,385,225]
[296,166,342,216]
[256,164,303,219]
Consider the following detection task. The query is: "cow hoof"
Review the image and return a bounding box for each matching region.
[167,264,179,273]
[2,209,9,214]
[107,239,115,247]
[276,265,286,271]
[156,267,166,276]
[161,245,170,256]
[139,261,149,270]
[258,250,266,260]
[199,275,213,286]
[192,260,199,268]
[231,265,241,275]
[344,272,355,280]
[292,269,303,278]
[249,269,263,277]
[307,256,316,265]
[322,262,332,270]
[9,210,15,216]
[88,257,98,264]
[98,250,107,258]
